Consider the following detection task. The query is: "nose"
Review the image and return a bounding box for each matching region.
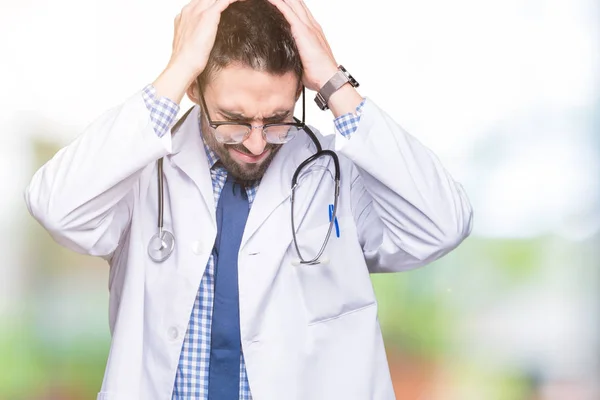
[241,126,268,155]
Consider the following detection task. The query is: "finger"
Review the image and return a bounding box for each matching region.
[297,0,323,33]
[189,0,217,14]
[286,0,333,56]
[284,0,332,54]
[293,0,330,48]
[282,0,312,27]
[208,0,245,14]
[267,0,307,29]
[183,0,207,14]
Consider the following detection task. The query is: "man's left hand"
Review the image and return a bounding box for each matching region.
[267,0,339,92]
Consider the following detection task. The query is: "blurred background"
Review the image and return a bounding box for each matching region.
[1,0,598,398]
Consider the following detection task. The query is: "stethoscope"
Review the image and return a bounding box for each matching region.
[148,101,340,265]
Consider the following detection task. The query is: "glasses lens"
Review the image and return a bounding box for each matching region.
[213,125,250,144]
[264,125,302,144]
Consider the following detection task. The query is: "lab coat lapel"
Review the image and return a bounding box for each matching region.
[241,135,313,248]
[167,105,216,228]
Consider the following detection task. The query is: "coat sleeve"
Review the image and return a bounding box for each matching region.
[24,91,172,257]
[337,98,473,273]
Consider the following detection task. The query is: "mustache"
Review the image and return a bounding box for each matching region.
[227,143,278,155]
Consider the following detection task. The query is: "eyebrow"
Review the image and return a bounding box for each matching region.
[216,109,291,123]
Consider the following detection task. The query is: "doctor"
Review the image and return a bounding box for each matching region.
[25,0,473,399]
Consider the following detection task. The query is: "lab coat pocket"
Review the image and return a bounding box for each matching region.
[292,218,376,325]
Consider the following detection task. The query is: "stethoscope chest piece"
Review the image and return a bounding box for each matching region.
[148,229,175,263]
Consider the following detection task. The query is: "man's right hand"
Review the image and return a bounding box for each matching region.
[153,0,243,104]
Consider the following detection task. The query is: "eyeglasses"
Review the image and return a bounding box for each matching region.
[198,86,307,145]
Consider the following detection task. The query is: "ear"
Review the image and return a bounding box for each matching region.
[186,81,200,104]
[295,84,303,102]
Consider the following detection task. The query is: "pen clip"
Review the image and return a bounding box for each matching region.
[328,204,340,238]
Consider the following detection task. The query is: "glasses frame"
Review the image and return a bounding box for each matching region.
[198,85,307,144]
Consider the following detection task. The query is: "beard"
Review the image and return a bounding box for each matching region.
[215,142,281,183]
[201,118,283,183]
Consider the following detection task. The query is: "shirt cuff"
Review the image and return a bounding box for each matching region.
[142,84,180,138]
[333,99,366,139]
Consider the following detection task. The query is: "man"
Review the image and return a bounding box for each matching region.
[24,0,473,399]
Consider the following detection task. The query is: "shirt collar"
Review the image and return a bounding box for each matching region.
[202,135,221,170]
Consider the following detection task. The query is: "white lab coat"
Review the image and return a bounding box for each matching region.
[25,90,473,400]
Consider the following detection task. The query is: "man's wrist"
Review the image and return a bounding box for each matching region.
[314,65,340,91]
[153,62,197,105]
[327,84,364,118]
[315,65,360,112]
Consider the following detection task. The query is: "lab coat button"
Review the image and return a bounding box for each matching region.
[168,327,179,340]
[191,240,202,255]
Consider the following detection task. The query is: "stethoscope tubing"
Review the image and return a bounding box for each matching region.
[290,137,341,265]
[149,103,341,265]
[157,157,165,233]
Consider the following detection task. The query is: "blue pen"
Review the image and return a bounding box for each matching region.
[328,204,340,238]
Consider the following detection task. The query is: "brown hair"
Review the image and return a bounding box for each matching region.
[197,0,303,90]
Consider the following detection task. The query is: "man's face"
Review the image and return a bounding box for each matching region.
[192,65,300,182]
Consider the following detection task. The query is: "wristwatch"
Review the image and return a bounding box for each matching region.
[314,65,359,111]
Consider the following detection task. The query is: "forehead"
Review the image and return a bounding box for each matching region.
[204,64,299,114]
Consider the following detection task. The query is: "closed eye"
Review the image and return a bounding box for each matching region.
[217,110,291,124]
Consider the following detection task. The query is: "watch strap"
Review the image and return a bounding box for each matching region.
[315,65,359,111]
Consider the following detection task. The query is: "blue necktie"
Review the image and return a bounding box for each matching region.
[208,173,249,400]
